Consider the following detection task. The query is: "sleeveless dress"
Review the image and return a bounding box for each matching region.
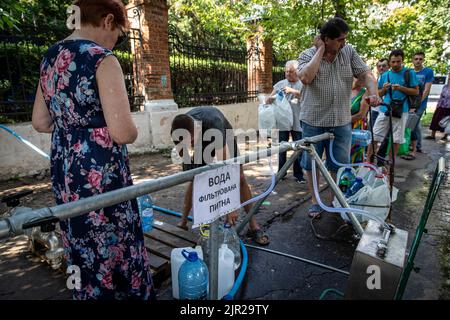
[350,88,367,163]
[39,39,153,299]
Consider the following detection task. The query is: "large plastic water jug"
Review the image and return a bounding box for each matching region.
[218,244,235,299]
[171,246,203,299]
[178,250,209,300]
[222,223,241,270]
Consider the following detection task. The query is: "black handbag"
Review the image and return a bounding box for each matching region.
[387,99,405,118]
[385,72,405,119]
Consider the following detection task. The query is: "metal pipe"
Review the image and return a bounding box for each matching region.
[0,133,333,240]
[304,145,364,236]
[244,244,350,276]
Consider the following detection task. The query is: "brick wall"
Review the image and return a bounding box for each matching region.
[247,25,273,94]
[128,0,173,102]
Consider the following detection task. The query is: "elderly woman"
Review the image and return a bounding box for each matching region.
[426,72,450,142]
[32,0,153,299]
[266,60,305,183]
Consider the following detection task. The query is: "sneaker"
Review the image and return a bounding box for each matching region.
[296,178,306,184]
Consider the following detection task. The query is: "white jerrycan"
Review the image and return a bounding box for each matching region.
[171,246,203,299]
[217,244,235,299]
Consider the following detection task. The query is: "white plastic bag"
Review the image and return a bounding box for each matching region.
[273,93,293,130]
[258,103,276,130]
[445,122,450,135]
[334,166,398,223]
[438,115,450,129]
[405,113,420,129]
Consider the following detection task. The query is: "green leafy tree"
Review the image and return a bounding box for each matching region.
[169,0,449,73]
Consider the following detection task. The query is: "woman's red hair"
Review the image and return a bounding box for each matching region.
[73,0,128,29]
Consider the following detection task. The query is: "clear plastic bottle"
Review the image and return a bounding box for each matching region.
[222,223,241,270]
[351,129,372,147]
[178,250,209,300]
[364,169,377,186]
[339,167,355,195]
[348,177,365,197]
[137,194,154,232]
[339,175,351,195]
[373,174,386,188]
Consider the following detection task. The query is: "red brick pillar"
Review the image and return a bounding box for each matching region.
[127,0,177,111]
[247,26,273,94]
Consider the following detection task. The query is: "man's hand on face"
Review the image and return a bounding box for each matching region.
[313,35,325,49]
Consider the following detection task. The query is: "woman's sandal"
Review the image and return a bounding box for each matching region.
[246,228,270,246]
[400,153,416,161]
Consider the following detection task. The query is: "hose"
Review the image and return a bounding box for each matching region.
[329,138,380,174]
[239,158,276,208]
[319,288,345,300]
[0,124,50,160]
[311,156,389,228]
[151,204,193,221]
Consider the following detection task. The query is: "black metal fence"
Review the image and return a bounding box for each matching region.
[0,32,141,124]
[116,28,145,112]
[169,27,258,108]
[0,35,46,123]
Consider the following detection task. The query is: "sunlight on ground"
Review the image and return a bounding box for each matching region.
[0,182,51,197]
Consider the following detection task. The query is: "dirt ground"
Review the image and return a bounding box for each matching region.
[0,129,449,300]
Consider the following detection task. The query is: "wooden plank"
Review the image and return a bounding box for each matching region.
[146,228,195,249]
[152,220,198,244]
[146,252,168,272]
[144,236,173,260]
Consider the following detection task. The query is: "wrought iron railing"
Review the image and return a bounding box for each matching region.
[169,26,258,108]
[0,31,142,123]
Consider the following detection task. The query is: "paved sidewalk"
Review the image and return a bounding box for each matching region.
[1,133,449,300]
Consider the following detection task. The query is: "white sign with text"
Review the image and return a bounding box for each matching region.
[192,164,241,228]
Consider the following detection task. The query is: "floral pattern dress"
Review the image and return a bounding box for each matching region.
[40,39,153,300]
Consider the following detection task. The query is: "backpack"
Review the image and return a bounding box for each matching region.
[404,69,422,110]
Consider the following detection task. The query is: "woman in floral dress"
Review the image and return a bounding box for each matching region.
[31,0,153,300]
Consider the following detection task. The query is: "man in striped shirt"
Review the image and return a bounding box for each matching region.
[297,17,379,218]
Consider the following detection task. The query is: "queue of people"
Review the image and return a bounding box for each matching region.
[30,1,448,300]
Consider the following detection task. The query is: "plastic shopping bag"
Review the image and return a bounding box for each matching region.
[258,103,276,130]
[273,91,293,130]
